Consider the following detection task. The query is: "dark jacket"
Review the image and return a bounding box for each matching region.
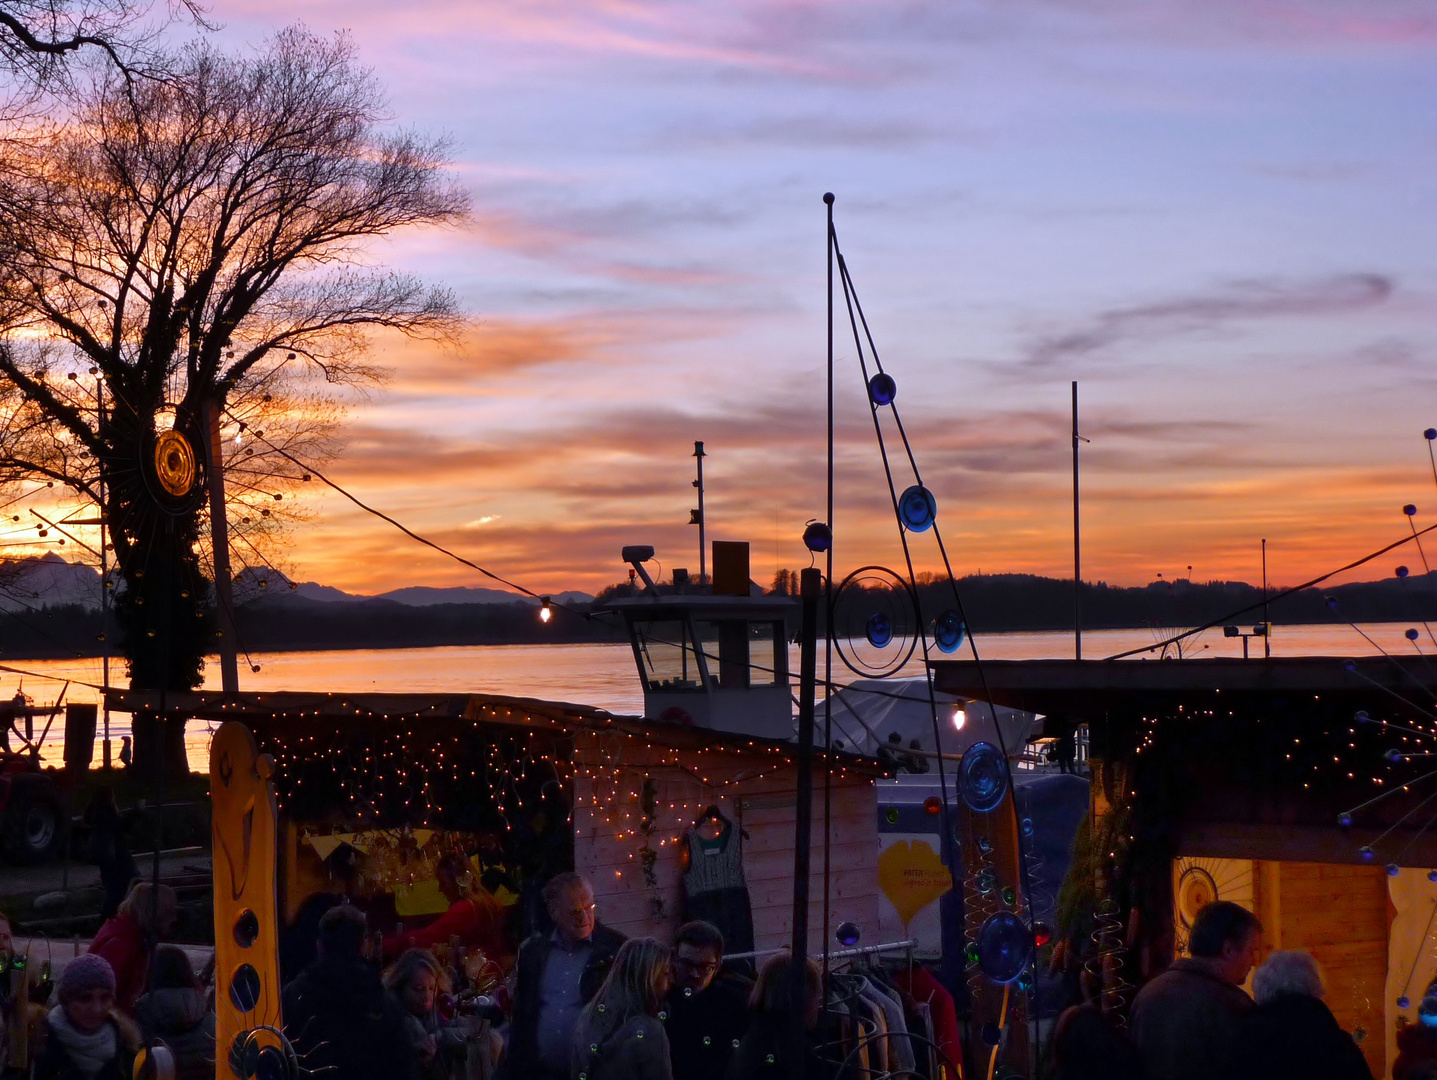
[133,987,216,1080]
[30,1011,137,1080]
[506,924,625,1080]
[1396,1023,1437,1080]
[723,1016,833,1080]
[1232,995,1371,1080]
[1129,960,1255,1080]
[664,974,750,1080]
[570,1014,672,1080]
[281,957,417,1080]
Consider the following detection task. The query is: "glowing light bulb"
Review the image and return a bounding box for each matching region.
[952,708,966,731]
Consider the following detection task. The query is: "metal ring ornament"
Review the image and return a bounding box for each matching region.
[139,410,208,515]
[832,565,920,679]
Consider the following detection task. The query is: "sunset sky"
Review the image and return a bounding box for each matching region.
[168,1,1437,595]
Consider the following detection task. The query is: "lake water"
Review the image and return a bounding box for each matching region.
[3,621,1423,770]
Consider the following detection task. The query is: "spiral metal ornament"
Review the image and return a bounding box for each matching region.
[1085,897,1133,1026]
[832,565,920,678]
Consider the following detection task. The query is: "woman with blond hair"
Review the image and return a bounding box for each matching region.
[384,948,466,1080]
[570,937,673,1080]
[88,882,177,1011]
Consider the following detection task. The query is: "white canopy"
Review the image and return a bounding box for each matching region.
[825,675,1039,760]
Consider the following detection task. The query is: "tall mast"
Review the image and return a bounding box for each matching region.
[691,441,706,583]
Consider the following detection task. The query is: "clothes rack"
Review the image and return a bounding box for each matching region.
[721,937,916,963]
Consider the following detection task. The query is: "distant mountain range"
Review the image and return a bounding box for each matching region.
[2,553,1435,660]
[0,554,592,611]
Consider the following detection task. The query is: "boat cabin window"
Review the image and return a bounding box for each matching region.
[693,619,787,689]
[632,618,707,691]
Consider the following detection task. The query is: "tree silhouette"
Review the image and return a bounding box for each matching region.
[0,26,469,773]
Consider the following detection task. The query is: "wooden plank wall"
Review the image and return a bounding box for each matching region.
[573,731,880,952]
[1265,861,1388,1078]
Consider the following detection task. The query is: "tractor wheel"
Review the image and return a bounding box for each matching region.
[3,783,64,863]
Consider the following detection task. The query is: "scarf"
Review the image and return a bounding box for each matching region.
[48,1006,118,1079]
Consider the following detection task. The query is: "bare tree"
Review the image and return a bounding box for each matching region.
[0,0,205,106]
[0,26,469,774]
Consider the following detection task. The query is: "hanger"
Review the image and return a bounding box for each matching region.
[694,804,731,829]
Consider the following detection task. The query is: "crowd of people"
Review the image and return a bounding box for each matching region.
[1048,900,1378,1080]
[279,871,764,1080]
[15,871,1437,1080]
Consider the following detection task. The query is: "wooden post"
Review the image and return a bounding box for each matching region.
[203,401,239,693]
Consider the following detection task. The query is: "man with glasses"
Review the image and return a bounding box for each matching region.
[664,920,751,1080]
[505,872,625,1080]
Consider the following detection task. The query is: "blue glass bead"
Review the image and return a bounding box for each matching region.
[868,372,897,406]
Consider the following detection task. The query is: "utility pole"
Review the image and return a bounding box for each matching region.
[691,441,706,583]
[788,565,821,1080]
[1072,382,1087,660]
[97,372,111,767]
[203,401,239,692]
[1262,538,1271,658]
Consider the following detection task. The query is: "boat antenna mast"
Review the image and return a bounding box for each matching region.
[691,441,706,584]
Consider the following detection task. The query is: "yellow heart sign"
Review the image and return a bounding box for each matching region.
[878,840,952,926]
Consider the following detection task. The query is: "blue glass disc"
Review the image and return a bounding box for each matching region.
[960,741,1009,813]
[934,610,966,653]
[868,372,897,406]
[898,485,937,532]
[866,611,894,648]
[976,911,1033,984]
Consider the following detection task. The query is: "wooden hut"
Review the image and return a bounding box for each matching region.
[933,656,1437,1078]
[116,688,885,956]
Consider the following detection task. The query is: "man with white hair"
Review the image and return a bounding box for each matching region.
[1231,949,1372,1080]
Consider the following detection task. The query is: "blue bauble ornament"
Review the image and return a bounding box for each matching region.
[868,372,897,406]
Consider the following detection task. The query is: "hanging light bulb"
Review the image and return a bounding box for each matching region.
[539,597,552,624]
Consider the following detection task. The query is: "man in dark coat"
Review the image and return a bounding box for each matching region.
[664,921,750,1080]
[281,905,417,1080]
[506,872,625,1080]
[1130,900,1263,1080]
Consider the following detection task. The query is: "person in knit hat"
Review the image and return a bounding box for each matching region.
[30,953,138,1080]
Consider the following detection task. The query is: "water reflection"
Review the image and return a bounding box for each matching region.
[0,623,1416,772]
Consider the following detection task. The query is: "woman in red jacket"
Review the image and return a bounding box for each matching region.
[88,883,178,1011]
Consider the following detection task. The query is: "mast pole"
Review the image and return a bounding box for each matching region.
[1072,381,1082,661]
[693,441,706,583]
[1262,537,1270,658]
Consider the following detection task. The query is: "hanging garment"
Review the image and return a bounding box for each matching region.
[681,821,755,958]
[857,976,915,1076]
[893,969,962,1080]
[910,1002,936,1080]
